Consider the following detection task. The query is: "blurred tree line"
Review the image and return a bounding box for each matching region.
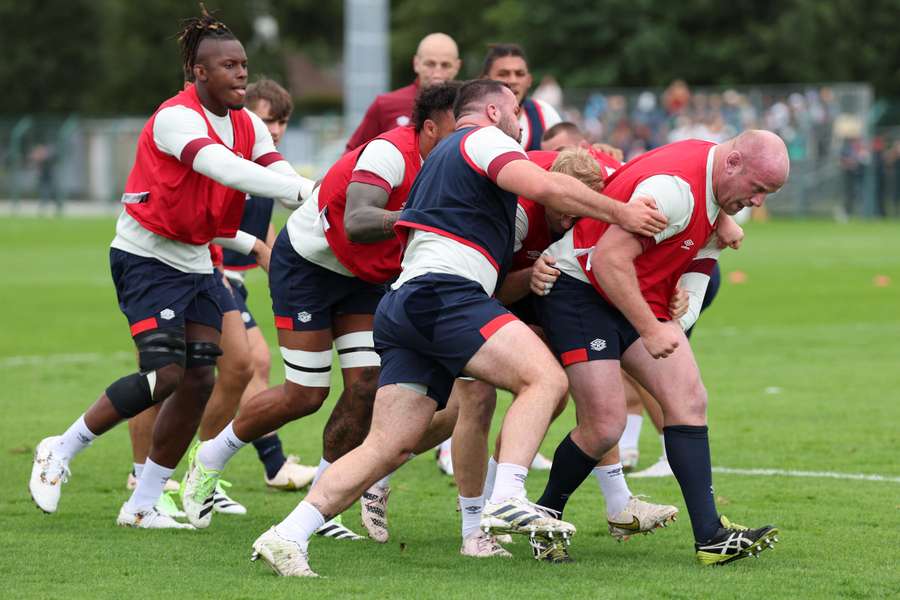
[2,0,898,116]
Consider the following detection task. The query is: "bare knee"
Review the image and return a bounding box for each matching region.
[681,379,708,422]
[182,366,216,403]
[284,382,330,419]
[153,363,185,401]
[364,427,416,470]
[574,411,625,458]
[532,365,569,405]
[250,345,271,381]
[346,367,380,403]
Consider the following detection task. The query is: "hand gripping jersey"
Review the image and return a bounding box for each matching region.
[222,195,274,271]
[395,126,523,280]
[574,139,718,320]
[123,84,256,244]
[320,126,420,283]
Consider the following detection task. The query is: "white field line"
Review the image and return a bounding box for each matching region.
[712,466,900,483]
[0,351,133,368]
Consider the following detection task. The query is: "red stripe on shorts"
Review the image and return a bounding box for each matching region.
[130,317,159,336]
[274,315,294,330]
[560,348,588,366]
[479,313,518,340]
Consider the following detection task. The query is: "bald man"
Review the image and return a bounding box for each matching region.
[532,130,789,565]
[345,33,461,152]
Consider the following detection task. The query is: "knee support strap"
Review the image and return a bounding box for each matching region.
[334,331,380,369]
[106,371,157,418]
[134,327,186,371]
[185,341,223,368]
[281,347,332,387]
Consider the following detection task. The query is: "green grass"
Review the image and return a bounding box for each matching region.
[1,217,898,599]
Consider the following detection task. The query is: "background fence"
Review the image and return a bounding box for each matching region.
[2,81,897,219]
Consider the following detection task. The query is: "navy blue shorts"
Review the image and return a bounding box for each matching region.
[109,248,224,336]
[536,272,639,366]
[506,295,539,326]
[374,273,518,409]
[269,228,385,332]
[212,271,239,315]
[225,277,258,329]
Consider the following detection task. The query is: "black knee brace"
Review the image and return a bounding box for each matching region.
[106,372,155,418]
[185,341,223,368]
[135,327,186,371]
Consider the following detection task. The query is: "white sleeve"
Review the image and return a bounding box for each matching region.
[631,175,694,244]
[213,230,257,255]
[535,99,562,129]
[513,203,529,253]
[192,144,304,204]
[677,236,722,331]
[462,126,528,177]
[152,106,211,159]
[247,109,278,161]
[267,160,315,208]
[352,140,406,189]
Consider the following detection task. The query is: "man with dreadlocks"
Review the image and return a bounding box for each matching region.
[28,8,315,530]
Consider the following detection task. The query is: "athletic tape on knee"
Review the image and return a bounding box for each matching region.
[134,327,185,371]
[397,382,428,395]
[334,331,380,369]
[281,347,332,387]
[106,371,156,418]
[185,341,223,368]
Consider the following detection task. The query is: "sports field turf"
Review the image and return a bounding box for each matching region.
[1,216,898,599]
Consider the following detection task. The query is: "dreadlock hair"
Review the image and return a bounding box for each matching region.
[412,81,462,133]
[178,3,236,82]
[480,43,528,76]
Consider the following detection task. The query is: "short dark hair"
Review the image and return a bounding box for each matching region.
[246,77,293,121]
[480,43,528,76]
[543,121,584,142]
[453,79,510,120]
[412,81,462,133]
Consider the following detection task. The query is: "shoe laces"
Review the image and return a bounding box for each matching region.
[527,499,560,520]
[720,515,749,531]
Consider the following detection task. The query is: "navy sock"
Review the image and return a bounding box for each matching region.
[664,425,721,543]
[537,433,598,516]
[252,434,287,480]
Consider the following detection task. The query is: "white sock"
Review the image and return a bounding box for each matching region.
[55,414,96,460]
[593,463,631,516]
[659,434,668,459]
[125,458,174,512]
[276,500,325,544]
[197,422,247,471]
[619,414,643,451]
[375,473,391,489]
[489,462,528,504]
[439,438,452,454]
[312,457,331,487]
[133,462,144,478]
[483,457,498,500]
[459,495,484,539]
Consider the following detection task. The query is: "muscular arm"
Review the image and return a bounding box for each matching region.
[592,226,659,335]
[495,267,533,304]
[495,160,666,236]
[344,182,400,243]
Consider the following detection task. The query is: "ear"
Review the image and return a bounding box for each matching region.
[486,103,501,124]
[422,119,437,138]
[193,63,207,83]
[725,150,742,174]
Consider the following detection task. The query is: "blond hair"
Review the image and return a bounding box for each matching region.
[550,148,604,190]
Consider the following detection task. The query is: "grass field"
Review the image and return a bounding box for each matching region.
[1,216,898,599]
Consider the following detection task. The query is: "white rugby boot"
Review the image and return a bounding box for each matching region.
[251,527,318,577]
[265,455,317,490]
[460,532,513,558]
[481,497,576,542]
[315,514,364,540]
[620,448,640,471]
[607,496,678,541]
[212,480,247,515]
[116,503,194,530]
[361,483,391,543]
[29,436,70,514]
[181,441,221,528]
[628,455,674,478]
[530,452,553,470]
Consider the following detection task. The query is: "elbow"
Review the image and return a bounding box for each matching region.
[344,214,364,243]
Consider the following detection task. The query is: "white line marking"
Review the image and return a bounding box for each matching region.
[713,466,900,483]
[0,351,133,369]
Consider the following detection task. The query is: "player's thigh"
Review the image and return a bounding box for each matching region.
[245,325,271,374]
[217,309,252,373]
[566,360,627,429]
[463,319,564,394]
[367,384,437,454]
[621,328,706,419]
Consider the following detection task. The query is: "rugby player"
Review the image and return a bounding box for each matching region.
[181,82,463,541]
[534,130,788,565]
[481,44,562,151]
[247,79,667,577]
[28,10,316,529]
[345,33,461,151]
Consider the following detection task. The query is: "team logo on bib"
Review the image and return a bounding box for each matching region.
[681,239,694,251]
[160,308,175,320]
[590,338,607,352]
[396,115,410,126]
[297,311,312,323]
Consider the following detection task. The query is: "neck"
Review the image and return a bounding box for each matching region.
[456,115,492,130]
[417,132,432,159]
[195,83,228,116]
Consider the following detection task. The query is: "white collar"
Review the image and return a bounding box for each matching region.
[706,146,720,226]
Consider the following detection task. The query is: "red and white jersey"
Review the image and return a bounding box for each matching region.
[287,126,422,281]
[111,83,304,273]
[345,82,418,152]
[550,140,720,320]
